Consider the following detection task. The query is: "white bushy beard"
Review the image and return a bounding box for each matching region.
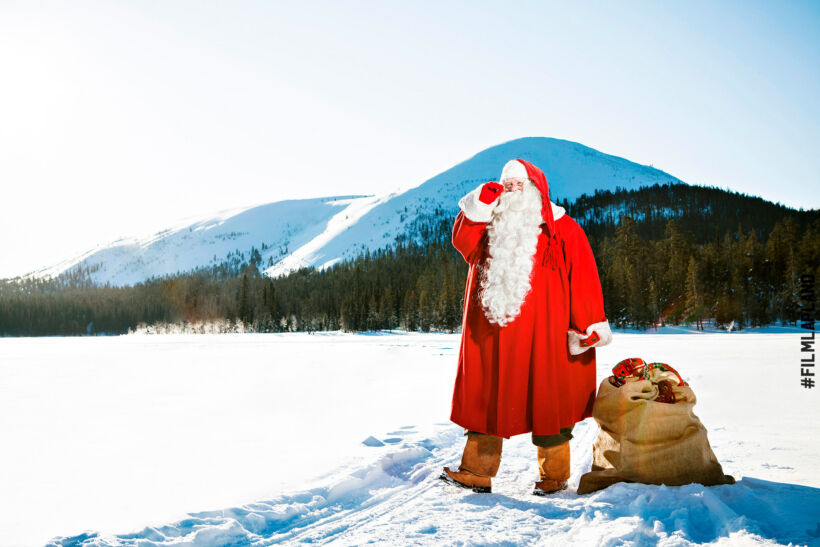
[478,179,544,327]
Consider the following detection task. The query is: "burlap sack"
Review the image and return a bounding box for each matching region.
[578,376,735,495]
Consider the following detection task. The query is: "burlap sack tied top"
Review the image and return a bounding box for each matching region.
[578,358,735,495]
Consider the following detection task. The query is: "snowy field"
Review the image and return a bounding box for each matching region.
[0,330,818,546]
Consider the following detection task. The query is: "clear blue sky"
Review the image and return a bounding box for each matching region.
[1,0,817,277]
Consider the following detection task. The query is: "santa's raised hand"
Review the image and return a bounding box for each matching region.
[478,181,505,204]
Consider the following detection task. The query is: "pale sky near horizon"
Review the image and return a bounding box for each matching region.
[1,0,818,278]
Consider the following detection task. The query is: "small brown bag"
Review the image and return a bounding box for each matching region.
[578,376,735,495]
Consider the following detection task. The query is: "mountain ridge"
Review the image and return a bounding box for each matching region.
[24,137,690,287]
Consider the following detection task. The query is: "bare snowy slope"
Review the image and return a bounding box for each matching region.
[29,194,391,287]
[29,137,686,287]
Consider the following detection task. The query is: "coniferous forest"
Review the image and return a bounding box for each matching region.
[1,182,817,336]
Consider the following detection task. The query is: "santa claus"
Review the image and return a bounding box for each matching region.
[439,158,612,495]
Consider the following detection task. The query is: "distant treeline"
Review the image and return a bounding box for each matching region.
[1,182,817,336]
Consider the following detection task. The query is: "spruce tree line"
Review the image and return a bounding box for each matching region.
[1,182,817,336]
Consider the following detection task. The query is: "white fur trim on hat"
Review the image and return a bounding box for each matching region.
[567,320,613,355]
[458,183,498,223]
[500,159,528,183]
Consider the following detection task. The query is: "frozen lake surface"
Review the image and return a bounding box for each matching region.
[0,330,817,545]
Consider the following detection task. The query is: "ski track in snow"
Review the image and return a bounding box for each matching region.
[47,420,820,546]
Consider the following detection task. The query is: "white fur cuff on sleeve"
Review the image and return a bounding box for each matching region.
[458,184,498,223]
[567,320,613,356]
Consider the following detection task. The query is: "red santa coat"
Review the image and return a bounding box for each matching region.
[450,159,613,438]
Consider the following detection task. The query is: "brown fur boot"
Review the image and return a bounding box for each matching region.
[439,433,502,493]
[533,441,570,495]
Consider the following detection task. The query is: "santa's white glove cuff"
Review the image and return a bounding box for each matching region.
[567,320,613,355]
[458,184,498,223]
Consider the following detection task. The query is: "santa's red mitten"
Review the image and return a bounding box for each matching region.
[567,320,613,355]
[478,182,504,204]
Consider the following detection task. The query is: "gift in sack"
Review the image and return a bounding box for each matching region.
[578,358,735,495]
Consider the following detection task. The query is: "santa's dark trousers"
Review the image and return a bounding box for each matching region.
[464,423,575,448]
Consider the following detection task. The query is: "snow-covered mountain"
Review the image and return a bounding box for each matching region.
[29,137,686,287]
[30,194,393,287]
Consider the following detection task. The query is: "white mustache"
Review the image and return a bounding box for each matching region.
[495,184,539,214]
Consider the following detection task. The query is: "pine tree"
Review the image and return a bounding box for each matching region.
[662,219,690,324]
[403,288,418,331]
[684,256,704,329]
[238,273,251,325]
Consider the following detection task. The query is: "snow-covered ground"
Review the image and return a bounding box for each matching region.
[0,330,817,546]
